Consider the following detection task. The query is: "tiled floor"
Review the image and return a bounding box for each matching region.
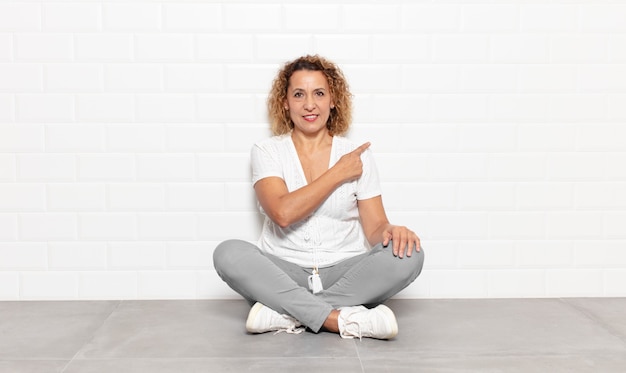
[1,298,625,372]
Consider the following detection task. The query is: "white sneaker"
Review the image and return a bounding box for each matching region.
[245,302,304,335]
[338,304,398,340]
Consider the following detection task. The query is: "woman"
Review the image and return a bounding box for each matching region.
[213,55,424,340]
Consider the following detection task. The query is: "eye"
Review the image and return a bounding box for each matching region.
[293,92,303,98]
[315,91,325,96]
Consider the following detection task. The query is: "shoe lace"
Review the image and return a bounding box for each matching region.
[272,315,305,335]
[339,311,363,340]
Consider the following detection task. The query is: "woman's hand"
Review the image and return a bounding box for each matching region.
[382,225,421,259]
[330,142,370,184]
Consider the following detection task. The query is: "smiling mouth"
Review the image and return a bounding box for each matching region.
[303,114,318,122]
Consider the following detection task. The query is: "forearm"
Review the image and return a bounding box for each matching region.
[366,221,392,246]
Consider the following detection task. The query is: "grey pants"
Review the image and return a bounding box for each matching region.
[213,239,424,332]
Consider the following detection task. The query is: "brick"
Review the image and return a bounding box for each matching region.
[342,65,402,93]
[459,65,518,93]
[462,5,519,32]
[104,64,162,92]
[0,155,16,181]
[0,64,42,93]
[79,213,136,240]
[313,35,370,62]
[167,183,224,211]
[135,94,194,123]
[488,270,545,298]
[46,124,105,152]
[16,34,73,61]
[197,94,256,122]
[21,272,79,300]
[520,5,579,32]
[431,94,489,122]
[550,94,608,122]
[108,184,165,210]
[0,125,44,152]
[76,94,134,123]
[382,183,456,211]
[488,212,546,240]
[197,35,254,62]
[103,3,161,31]
[79,272,137,299]
[136,154,195,181]
[75,34,132,61]
[488,154,546,181]
[43,3,101,31]
[605,270,626,296]
[358,123,459,153]
[605,212,626,239]
[416,241,456,269]
[223,182,257,212]
[609,94,626,120]
[457,124,516,152]
[372,35,431,62]
[576,183,626,210]
[433,35,489,63]
[519,65,577,93]
[45,64,103,93]
[17,154,75,181]
[138,271,196,299]
[164,65,223,93]
[225,65,280,93]
[197,271,240,299]
[19,213,77,241]
[48,184,105,211]
[516,241,573,268]
[0,34,12,61]
[574,241,626,268]
[402,65,458,93]
[0,272,19,299]
[16,94,74,123]
[402,4,460,32]
[163,3,221,31]
[0,3,41,31]
[138,213,196,240]
[489,94,549,122]
[606,153,626,181]
[517,182,573,211]
[255,35,314,63]
[223,4,282,32]
[284,5,339,31]
[546,153,606,181]
[224,124,270,152]
[343,4,400,31]
[135,34,193,61]
[364,94,429,124]
[197,154,252,182]
[428,212,488,239]
[78,154,135,181]
[197,213,261,241]
[0,94,13,122]
[581,5,626,32]
[577,124,626,152]
[48,242,107,270]
[490,34,550,63]
[0,184,46,211]
[429,153,489,181]
[457,183,516,211]
[167,241,216,269]
[0,243,46,269]
[458,241,515,268]
[109,242,166,269]
[551,35,608,63]
[0,214,17,240]
[429,269,488,298]
[610,35,626,63]
[579,65,626,93]
[545,269,603,297]
[546,212,604,239]
[376,154,430,182]
[107,124,165,152]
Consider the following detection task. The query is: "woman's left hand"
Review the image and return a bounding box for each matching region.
[382,225,421,259]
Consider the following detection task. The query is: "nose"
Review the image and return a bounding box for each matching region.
[304,95,315,111]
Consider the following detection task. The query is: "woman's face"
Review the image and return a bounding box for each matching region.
[284,69,334,136]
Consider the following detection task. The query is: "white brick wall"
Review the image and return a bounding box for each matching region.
[1,1,625,300]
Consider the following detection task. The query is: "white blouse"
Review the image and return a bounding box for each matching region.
[251,134,382,268]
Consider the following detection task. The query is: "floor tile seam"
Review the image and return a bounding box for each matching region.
[59,300,123,373]
[559,298,626,346]
[358,350,626,360]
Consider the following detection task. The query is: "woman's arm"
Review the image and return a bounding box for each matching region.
[255,142,371,228]
[358,196,421,258]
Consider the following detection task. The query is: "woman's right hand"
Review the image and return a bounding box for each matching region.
[332,142,371,183]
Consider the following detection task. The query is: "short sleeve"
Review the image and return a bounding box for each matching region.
[355,148,382,200]
[251,141,283,185]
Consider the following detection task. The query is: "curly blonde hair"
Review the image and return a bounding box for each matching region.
[267,55,353,136]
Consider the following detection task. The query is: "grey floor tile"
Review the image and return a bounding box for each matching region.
[0,360,68,373]
[564,297,626,339]
[0,301,119,359]
[76,300,357,359]
[358,299,626,358]
[361,354,626,373]
[64,357,363,373]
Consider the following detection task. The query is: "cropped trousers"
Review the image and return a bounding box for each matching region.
[213,239,424,333]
